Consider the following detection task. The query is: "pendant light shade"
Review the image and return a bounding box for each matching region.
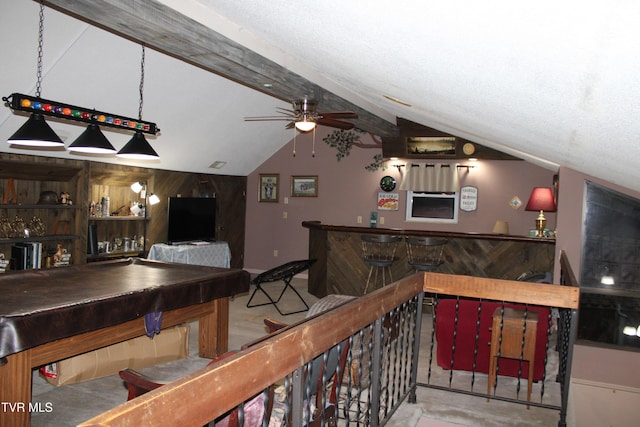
[68,123,116,154]
[7,113,64,147]
[117,131,159,159]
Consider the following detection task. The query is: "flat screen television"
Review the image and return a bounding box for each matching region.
[167,197,216,243]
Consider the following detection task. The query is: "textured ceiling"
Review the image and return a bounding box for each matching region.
[1,0,639,193]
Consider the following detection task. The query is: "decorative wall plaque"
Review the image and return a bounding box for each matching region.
[460,186,478,212]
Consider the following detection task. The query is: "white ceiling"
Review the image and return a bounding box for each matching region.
[2,0,639,192]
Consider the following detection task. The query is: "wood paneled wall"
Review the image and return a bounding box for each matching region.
[0,153,246,269]
[305,222,555,297]
[150,170,246,268]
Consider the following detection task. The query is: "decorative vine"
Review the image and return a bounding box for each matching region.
[322,129,388,171]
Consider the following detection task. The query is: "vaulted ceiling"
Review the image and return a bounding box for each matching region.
[1,0,639,192]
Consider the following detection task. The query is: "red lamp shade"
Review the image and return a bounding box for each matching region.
[525,187,557,212]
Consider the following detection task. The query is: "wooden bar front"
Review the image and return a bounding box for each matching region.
[303,221,556,297]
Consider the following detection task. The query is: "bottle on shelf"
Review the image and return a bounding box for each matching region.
[101,196,110,217]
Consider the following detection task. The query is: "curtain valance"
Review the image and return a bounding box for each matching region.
[399,162,460,192]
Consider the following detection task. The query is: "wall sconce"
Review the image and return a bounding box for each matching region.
[392,159,405,173]
[525,187,557,237]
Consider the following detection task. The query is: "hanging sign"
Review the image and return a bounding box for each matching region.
[377,193,399,210]
[460,186,478,212]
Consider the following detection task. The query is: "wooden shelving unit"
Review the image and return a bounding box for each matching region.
[0,156,85,270]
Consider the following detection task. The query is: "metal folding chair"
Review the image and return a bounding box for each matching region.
[247,259,316,315]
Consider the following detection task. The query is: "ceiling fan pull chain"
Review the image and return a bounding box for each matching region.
[292,127,297,157]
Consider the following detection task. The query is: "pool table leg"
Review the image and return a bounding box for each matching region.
[199,297,229,358]
[0,349,32,427]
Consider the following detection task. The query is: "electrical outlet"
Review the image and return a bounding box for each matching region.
[379,216,385,225]
[273,249,278,257]
[284,197,289,204]
[283,211,288,219]
[357,216,362,224]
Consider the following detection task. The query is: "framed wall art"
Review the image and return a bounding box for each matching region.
[291,176,318,197]
[406,136,457,157]
[258,173,279,202]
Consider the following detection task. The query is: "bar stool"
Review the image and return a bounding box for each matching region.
[487,307,539,405]
[361,235,401,294]
[405,237,447,306]
[405,237,448,272]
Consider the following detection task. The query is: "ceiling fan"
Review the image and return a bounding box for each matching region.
[244,97,358,132]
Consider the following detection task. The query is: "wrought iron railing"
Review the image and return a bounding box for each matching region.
[80,252,579,427]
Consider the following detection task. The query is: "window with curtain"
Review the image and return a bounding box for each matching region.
[401,163,461,223]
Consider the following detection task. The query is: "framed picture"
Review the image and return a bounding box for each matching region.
[291,175,318,197]
[258,174,279,202]
[407,136,457,157]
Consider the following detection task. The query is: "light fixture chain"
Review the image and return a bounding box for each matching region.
[138,45,146,120]
[35,1,45,98]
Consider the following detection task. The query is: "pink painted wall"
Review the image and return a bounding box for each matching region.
[244,127,557,272]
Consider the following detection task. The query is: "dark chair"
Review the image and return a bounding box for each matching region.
[264,294,356,426]
[119,351,274,427]
[361,235,402,294]
[247,259,316,315]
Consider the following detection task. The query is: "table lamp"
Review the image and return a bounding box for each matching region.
[492,220,509,235]
[525,187,556,237]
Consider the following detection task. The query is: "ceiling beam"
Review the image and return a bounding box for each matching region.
[43,0,399,137]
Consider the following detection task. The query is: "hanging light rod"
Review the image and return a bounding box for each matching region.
[2,93,159,135]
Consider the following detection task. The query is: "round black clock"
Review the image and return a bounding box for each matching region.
[380,175,396,192]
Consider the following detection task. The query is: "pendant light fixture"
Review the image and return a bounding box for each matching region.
[68,123,116,154]
[117,45,159,159]
[7,1,63,148]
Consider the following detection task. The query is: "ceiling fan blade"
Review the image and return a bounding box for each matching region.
[317,117,355,130]
[276,107,296,114]
[244,117,294,122]
[318,111,358,119]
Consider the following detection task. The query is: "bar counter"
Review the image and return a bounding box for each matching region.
[302,221,556,297]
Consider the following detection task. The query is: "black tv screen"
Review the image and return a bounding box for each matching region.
[167,197,216,243]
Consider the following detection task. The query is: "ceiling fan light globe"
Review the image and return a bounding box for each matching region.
[295,120,316,132]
